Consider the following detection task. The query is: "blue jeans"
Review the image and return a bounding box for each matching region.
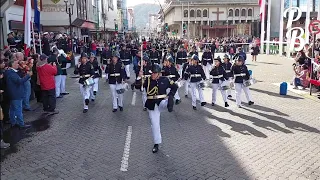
[10,100,24,126]
[91,50,97,56]
[23,80,31,110]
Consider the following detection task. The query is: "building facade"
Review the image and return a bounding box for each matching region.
[162,0,260,39]
[127,8,135,32]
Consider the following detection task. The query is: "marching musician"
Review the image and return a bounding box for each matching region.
[176,46,188,77]
[58,48,69,96]
[119,45,132,80]
[210,57,229,107]
[148,45,160,65]
[231,56,254,107]
[222,54,233,98]
[162,47,175,63]
[182,55,192,98]
[185,55,206,110]
[48,48,63,98]
[162,56,181,105]
[140,64,178,153]
[108,52,127,112]
[189,46,199,57]
[74,54,95,113]
[101,45,112,82]
[88,53,102,101]
[202,46,214,79]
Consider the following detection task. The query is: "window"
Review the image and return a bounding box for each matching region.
[235,9,240,16]
[241,9,246,16]
[248,9,252,16]
[197,9,201,17]
[228,9,233,17]
[203,9,208,17]
[184,10,188,17]
[203,21,207,25]
[190,9,195,17]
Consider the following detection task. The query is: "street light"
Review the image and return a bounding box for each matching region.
[64,0,74,36]
[102,13,107,39]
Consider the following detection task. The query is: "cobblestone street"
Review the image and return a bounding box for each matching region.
[1,54,319,180]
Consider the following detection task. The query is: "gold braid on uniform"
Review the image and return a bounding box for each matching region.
[147,77,158,96]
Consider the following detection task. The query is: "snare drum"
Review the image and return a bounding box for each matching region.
[84,77,95,86]
[243,78,256,87]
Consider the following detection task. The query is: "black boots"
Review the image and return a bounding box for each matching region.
[152,144,159,153]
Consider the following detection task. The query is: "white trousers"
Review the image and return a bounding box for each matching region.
[212,81,227,104]
[55,75,62,97]
[166,88,180,100]
[80,84,91,109]
[148,99,168,144]
[89,78,99,100]
[109,83,124,109]
[190,82,205,107]
[177,63,184,77]
[125,64,130,78]
[226,79,232,96]
[184,79,190,95]
[203,64,212,79]
[235,83,253,106]
[61,75,67,94]
[103,65,109,80]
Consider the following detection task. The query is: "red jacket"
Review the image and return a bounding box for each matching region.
[37,64,57,90]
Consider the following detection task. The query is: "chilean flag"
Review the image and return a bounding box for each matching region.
[23,0,32,56]
[259,0,265,21]
[34,0,41,31]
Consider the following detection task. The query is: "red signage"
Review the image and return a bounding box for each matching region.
[308,20,320,35]
[81,22,95,30]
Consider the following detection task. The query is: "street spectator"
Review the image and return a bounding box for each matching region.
[36,54,59,115]
[0,59,10,125]
[18,60,32,111]
[91,40,97,56]
[48,49,63,98]
[31,54,42,102]
[293,64,309,90]
[7,33,16,49]
[251,43,259,62]
[5,60,32,129]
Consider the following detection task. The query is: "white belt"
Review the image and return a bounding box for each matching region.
[225,70,231,73]
[121,59,130,61]
[109,73,120,77]
[81,74,91,78]
[151,58,158,60]
[167,75,176,78]
[61,68,67,70]
[203,58,211,61]
[234,73,246,77]
[190,74,202,77]
[147,94,167,99]
[212,75,223,78]
[143,75,151,77]
[103,58,111,60]
[178,58,187,60]
[95,70,99,73]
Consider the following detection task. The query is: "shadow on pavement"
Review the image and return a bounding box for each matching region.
[211,105,293,134]
[242,107,320,133]
[0,114,52,162]
[256,62,281,65]
[243,104,289,117]
[250,88,304,100]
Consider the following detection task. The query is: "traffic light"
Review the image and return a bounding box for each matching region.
[165,23,169,31]
[183,23,186,30]
[115,24,118,31]
[183,29,186,35]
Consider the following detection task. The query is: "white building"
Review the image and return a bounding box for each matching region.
[161,0,260,39]
[127,8,134,31]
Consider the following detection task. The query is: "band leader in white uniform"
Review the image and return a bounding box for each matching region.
[140,64,178,153]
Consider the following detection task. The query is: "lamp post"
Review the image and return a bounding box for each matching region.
[64,0,74,36]
[102,13,107,39]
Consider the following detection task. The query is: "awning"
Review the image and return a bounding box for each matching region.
[71,18,96,30]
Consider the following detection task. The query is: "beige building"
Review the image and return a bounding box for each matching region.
[162,0,260,39]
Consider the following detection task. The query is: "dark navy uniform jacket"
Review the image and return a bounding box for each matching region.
[182,62,191,80]
[186,65,206,82]
[210,65,228,84]
[222,62,233,78]
[176,51,187,65]
[202,52,213,66]
[163,51,175,63]
[58,55,68,76]
[74,62,95,84]
[143,76,178,110]
[119,50,132,65]
[161,66,180,82]
[189,51,199,57]
[231,64,250,83]
[101,49,112,65]
[107,62,127,84]
[88,59,102,78]
[148,50,160,64]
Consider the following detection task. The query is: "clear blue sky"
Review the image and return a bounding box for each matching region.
[127,0,164,7]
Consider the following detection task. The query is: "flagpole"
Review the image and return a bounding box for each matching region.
[31,20,36,54]
[279,0,284,56]
[304,0,311,43]
[39,32,42,54]
[286,0,293,58]
[266,0,271,54]
[317,0,320,40]
[260,0,265,54]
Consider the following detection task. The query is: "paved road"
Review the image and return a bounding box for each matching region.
[1,54,320,180]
